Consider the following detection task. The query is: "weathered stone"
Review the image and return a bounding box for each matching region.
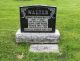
[16,29,60,43]
[29,44,59,53]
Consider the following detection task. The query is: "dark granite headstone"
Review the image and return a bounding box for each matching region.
[16,5,60,44]
[20,5,57,32]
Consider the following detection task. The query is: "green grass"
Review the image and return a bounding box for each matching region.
[0,0,80,61]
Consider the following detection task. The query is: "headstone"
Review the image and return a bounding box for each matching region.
[16,5,60,53]
[20,5,56,32]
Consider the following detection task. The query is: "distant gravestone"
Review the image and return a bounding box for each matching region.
[16,5,60,53]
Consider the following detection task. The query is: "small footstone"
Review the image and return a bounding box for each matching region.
[29,44,59,53]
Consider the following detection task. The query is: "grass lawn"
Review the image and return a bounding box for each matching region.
[0,0,80,61]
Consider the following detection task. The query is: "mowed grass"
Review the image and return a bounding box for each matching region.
[0,0,80,61]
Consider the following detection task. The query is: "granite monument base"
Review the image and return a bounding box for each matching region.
[16,29,60,43]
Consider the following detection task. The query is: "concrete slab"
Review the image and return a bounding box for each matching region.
[29,44,59,53]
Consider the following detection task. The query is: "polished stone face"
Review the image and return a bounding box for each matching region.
[20,5,56,32]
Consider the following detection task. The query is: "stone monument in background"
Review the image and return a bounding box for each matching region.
[16,5,60,53]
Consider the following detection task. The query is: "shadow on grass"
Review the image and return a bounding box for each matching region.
[16,42,30,47]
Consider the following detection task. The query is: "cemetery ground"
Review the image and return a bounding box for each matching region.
[0,0,80,61]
